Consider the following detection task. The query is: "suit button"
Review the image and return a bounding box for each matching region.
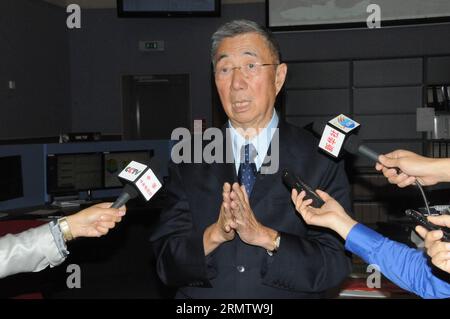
[236,265,245,273]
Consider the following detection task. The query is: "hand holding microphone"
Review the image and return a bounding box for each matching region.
[291,188,357,241]
[375,149,450,188]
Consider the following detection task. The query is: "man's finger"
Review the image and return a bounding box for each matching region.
[397,176,416,188]
[378,154,399,169]
[428,241,450,259]
[95,225,109,236]
[292,190,306,208]
[97,221,116,229]
[315,189,331,202]
[240,184,250,204]
[415,225,428,239]
[231,183,247,213]
[232,183,247,205]
[424,230,443,250]
[432,250,450,269]
[299,198,313,212]
[428,215,450,228]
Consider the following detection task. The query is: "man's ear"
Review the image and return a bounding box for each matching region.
[275,63,287,95]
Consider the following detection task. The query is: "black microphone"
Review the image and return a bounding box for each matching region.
[312,121,431,213]
[110,159,163,209]
[282,169,325,207]
[312,122,379,162]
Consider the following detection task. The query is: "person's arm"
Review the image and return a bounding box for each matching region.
[260,159,352,293]
[292,190,450,299]
[346,224,450,299]
[150,162,219,287]
[375,149,450,187]
[0,203,125,279]
[0,223,64,279]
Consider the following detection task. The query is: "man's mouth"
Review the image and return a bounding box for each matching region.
[232,100,251,108]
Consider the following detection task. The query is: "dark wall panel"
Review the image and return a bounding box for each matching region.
[354,87,422,114]
[286,116,332,129]
[353,59,423,87]
[0,0,71,140]
[355,114,420,140]
[285,89,350,116]
[286,62,350,89]
[427,57,450,84]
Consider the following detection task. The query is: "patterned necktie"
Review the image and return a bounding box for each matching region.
[238,143,258,195]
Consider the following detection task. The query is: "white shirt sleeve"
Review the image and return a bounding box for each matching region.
[0,223,66,279]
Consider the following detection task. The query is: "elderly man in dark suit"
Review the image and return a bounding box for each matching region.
[151,19,352,298]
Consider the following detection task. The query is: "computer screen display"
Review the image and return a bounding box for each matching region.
[0,155,24,201]
[103,150,152,188]
[47,153,103,194]
[117,0,220,17]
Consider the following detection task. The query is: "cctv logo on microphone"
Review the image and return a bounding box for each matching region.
[118,161,148,182]
[125,167,142,175]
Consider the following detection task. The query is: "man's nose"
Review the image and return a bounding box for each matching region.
[230,67,248,91]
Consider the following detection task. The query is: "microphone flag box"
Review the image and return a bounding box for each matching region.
[118,161,148,182]
[135,168,162,201]
[118,160,162,201]
[318,114,360,158]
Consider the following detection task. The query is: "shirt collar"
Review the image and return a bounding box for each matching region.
[228,110,279,173]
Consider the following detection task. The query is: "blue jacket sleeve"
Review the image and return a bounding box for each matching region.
[346,223,450,299]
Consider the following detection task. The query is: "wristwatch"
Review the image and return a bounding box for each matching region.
[266,233,281,257]
[58,217,73,242]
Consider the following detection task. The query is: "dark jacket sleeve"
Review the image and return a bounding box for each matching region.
[150,162,213,287]
[261,159,352,293]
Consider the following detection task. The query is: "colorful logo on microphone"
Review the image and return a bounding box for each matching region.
[118,161,148,182]
[125,167,142,175]
[329,114,360,133]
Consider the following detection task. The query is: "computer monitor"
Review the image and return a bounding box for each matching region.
[47,152,103,195]
[0,155,24,201]
[103,150,153,188]
[117,0,220,17]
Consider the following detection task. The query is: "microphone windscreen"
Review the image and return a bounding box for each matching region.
[312,122,326,137]
[343,134,361,155]
[281,169,297,189]
[123,183,139,199]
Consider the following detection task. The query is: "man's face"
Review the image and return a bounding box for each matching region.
[214,33,287,130]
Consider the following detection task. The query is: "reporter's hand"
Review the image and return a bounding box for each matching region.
[66,203,126,239]
[416,215,450,274]
[291,189,357,240]
[375,149,447,187]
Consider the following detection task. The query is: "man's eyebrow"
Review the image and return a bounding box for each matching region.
[243,51,258,57]
[215,51,258,64]
[216,54,228,64]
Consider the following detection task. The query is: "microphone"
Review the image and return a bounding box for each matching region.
[312,122,379,162]
[312,119,432,214]
[110,159,163,208]
[282,169,324,207]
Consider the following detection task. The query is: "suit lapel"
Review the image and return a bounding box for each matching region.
[208,125,237,188]
[250,120,292,208]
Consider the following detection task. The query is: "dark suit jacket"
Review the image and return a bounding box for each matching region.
[150,119,352,298]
